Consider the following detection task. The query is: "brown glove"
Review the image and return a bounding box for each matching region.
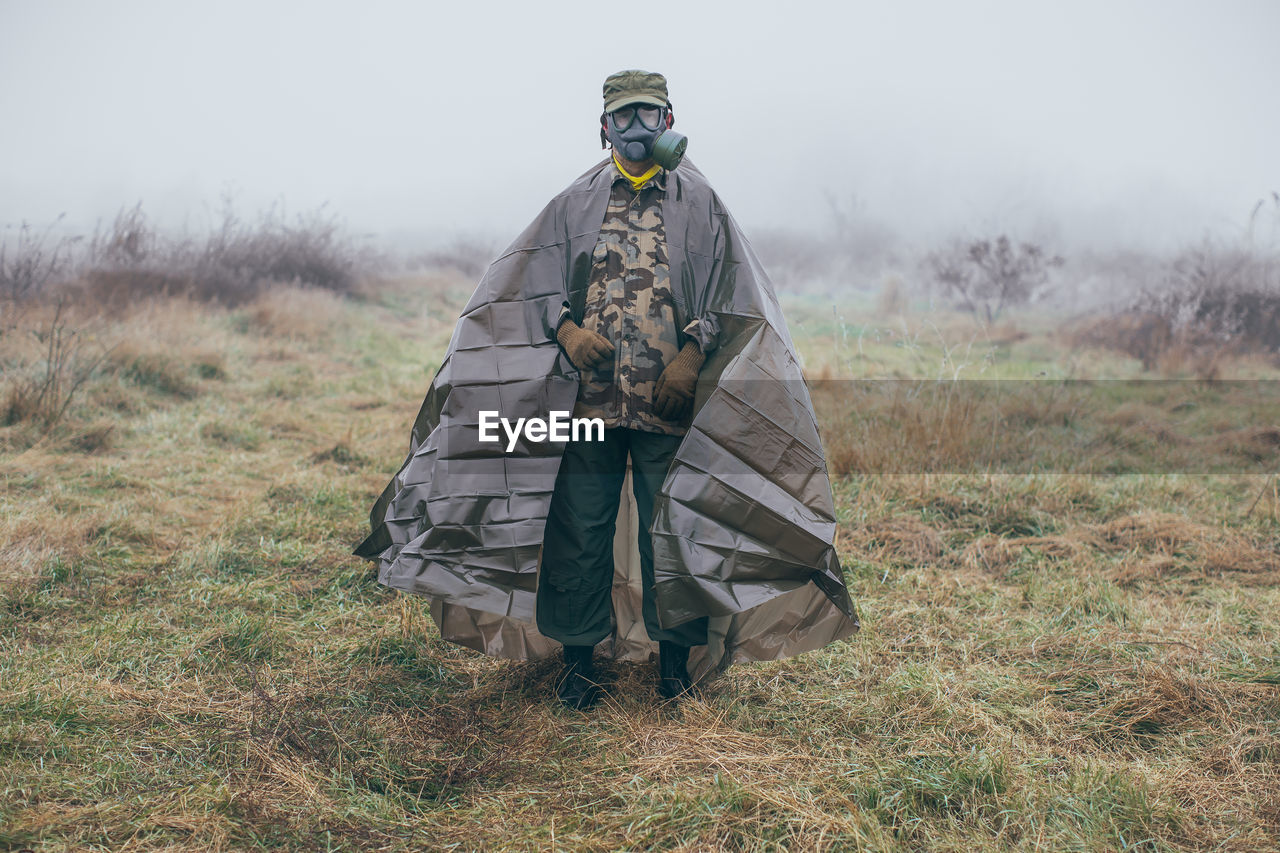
[653,340,706,420]
[557,318,615,370]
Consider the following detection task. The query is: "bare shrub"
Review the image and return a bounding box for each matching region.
[74,200,378,308]
[0,218,81,305]
[7,202,381,315]
[1073,237,1280,372]
[927,235,1064,322]
[90,202,158,267]
[1069,313,1175,372]
[1136,239,1280,351]
[186,202,367,303]
[74,268,195,314]
[2,298,112,430]
[1066,313,1231,378]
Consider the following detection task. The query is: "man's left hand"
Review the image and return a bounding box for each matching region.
[654,341,705,420]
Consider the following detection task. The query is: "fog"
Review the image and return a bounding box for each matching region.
[2,0,1277,255]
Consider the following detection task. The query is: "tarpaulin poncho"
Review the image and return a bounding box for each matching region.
[356,157,859,681]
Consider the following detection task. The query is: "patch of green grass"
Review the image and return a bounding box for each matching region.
[855,749,1010,826]
[1,556,81,619]
[116,351,199,398]
[195,611,282,668]
[185,539,261,578]
[261,364,316,399]
[200,417,264,450]
[193,352,228,380]
[1039,767,1184,851]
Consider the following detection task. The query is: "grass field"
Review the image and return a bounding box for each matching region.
[2,274,1278,851]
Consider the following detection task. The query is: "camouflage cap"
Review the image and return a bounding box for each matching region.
[603,69,670,112]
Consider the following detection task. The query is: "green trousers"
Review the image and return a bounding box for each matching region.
[536,427,710,647]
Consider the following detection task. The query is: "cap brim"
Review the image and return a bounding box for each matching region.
[604,95,668,112]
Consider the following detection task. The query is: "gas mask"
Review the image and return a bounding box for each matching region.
[603,103,688,171]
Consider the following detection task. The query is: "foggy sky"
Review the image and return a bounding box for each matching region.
[2,0,1277,254]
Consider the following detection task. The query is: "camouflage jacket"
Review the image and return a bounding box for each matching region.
[559,161,709,435]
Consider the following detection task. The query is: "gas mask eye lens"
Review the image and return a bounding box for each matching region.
[611,107,636,130]
[636,106,662,129]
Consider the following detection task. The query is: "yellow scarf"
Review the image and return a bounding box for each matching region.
[613,153,661,191]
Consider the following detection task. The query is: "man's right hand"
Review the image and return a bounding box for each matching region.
[556,319,615,370]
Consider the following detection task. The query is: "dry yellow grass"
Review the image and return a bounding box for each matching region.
[1,282,1278,851]
[244,284,348,342]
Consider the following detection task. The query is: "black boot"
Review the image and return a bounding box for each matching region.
[658,640,695,701]
[555,644,601,710]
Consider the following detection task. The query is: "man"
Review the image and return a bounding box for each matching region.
[356,70,858,712]
[537,71,714,709]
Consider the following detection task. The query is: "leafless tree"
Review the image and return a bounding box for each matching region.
[927,235,1064,322]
